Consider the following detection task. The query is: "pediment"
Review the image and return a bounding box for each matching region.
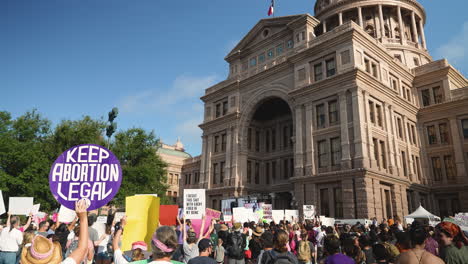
[225,14,307,60]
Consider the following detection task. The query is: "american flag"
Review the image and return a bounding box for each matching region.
[268,0,275,16]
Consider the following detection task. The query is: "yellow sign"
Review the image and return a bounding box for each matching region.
[122,195,160,251]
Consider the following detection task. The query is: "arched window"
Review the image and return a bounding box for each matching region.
[365,25,376,37]
[394,27,401,39]
[384,25,390,38]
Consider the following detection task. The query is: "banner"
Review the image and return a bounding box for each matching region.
[49,144,122,211]
[159,205,178,226]
[206,208,221,220]
[58,205,77,223]
[183,189,205,219]
[303,205,315,219]
[122,195,160,251]
[272,210,285,223]
[221,199,236,222]
[262,204,272,220]
[9,197,34,215]
[0,190,5,216]
[285,209,299,221]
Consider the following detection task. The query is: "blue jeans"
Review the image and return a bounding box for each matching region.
[0,252,17,264]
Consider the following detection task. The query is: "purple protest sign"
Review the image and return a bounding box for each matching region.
[49,144,122,211]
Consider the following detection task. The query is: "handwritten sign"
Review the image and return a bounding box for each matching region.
[183,189,205,219]
[49,144,122,211]
[206,208,221,220]
[262,204,272,220]
[303,205,315,219]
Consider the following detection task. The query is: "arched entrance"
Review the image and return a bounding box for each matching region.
[243,97,294,209]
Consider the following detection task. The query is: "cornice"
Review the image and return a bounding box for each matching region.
[417,98,468,121]
[199,112,240,131]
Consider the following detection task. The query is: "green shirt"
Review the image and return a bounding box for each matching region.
[441,244,468,264]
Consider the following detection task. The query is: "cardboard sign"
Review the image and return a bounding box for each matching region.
[221,199,236,222]
[0,190,5,216]
[96,216,108,224]
[159,205,178,226]
[319,216,335,227]
[49,144,122,211]
[58,205,77,223]
[262,204,273,220]
[272,210,285,223]
[8,197,34,215]
[183,189,205,219]
[233,207,250,224]
[206,208,221,220]
[122,195,160,251]
[285,209,299,221]
[30,204,41,215]
[114,212,126,222]
[303,205,315,219]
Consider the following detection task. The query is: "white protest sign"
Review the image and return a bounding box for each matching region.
[114,212,126,222]
[92,222,106,238]
[8,197,34,215]
[319,216,335,227]
[233,207,250,224]
[221,199,236,222]
[303,205,315,219]
[30,204,41,215]
[183,189,206,219]
[262,204,272,220]
[96,216,107,224]
[58,205,77,223]
[285,209,299,221]
[272,210,285,223]
[0,190,5,216]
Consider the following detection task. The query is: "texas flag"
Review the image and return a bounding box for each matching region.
[268,0,274,16]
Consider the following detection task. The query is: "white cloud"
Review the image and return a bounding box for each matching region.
[435,21,468,66]
[173,117,203,154]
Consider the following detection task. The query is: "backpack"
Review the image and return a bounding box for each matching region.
[266,250,295,264]
[297,241,311,262]
[227,232,244,259]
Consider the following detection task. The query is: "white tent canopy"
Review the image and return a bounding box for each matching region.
[405,205,441,221]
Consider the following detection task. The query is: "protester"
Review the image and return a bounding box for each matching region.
[95,224,113,264]
[257,231,274,264]
[259,229,298,264]
[148,225,181,264]
[435,222,468,264]
[359,235,375,264]
[249,226,264,263]
[188,238,217,264]
[297,230,314,264]
[226,222,247,264]
[424,226,439,256]
[378,230,400,262]
[36,221,50,237]
[321,236,354,264]
[373,243,391,264]
[395,223,444,264]
[65,225,95,264]
[0,213,24,263]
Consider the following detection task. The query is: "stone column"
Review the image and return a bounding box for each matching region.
[200,136,207,184]
[231,127,239,186]
[397,6,405,45]
[449,118,468,182]
[352,88,369,168]
[358,7,363,28]
[402,116,413,181]
[339,92,351,169]
[224,127,232,185]
[378,4,385,40]
[418,19,427,49]
[305,104,316,175]
[342,179,355,218]
[411,11,418,44]
[363,91,375,168]
[322,20,327,33]
[295,106,304,176]
[338,12,343,26]
[385,104,396,174]
[204,135,213,189]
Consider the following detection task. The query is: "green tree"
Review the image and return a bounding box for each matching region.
[111,128,168,206]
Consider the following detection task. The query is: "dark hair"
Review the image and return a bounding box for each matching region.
[9,216,19,232]
[372,243,388,261]
[325,226,334,235]
[47,234,60,243]
[132,248,145,261]
[151,226,178,259]
[39,221,48,230]
[273,229,289,252]
[261,231,274,248]
[410,225,428,246]
[55,223,68,234]
[74,225,81,237]
[359,235,372,248]
[378,231,391,242]
[396,231,411,250]
[324,237,340,255]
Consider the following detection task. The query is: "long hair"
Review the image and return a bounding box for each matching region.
[273,229,289,252]
[10,216,19,232]
[132,248,145,261]
[151,226,178,260]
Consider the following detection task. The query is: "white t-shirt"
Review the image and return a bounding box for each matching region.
[97,235,111,253]
[61,258,76,264]
[113,249,129,264]
[0,228,23,251]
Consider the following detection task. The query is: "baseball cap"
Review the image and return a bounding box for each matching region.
[198,238,213,252]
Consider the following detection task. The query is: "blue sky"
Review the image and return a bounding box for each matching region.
[2,0,467,156]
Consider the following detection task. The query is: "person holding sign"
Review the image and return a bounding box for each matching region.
[0,213,25,263]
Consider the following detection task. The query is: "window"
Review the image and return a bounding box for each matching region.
[247,128,252,150]
[371,63,378,78]
[318,140,328,168]
[298,68,306,81]
[174,174,179,184]
[439,123,449,144]
[168,191,172,196]
[433,86,443,104]
[258,53,266,63]
[391,78,398,91]
[194,172,199,183]
[255,130,260,151]
[373,138,379,167]
[331,137,341,166]
[247,161,252,183]
[267,49,274,59]
[369,101,375,124]
[411,125,417,145]
[427,125,437,145]
[414,57,420,66]
[328,100,338,124]
[222,101,228,115]
[376,104,383,127]
[265,131,270,152]
[276,44,284,55]
[220,161,225,183]
[221,133,227,151]
[290,158,294,178]
[296,34,300,43]
[174,192,177,197]
[283,159,289,179]
[365,59,371,73]
[421,89,431,106]
[415,157,421,181]
[255,162,260,184]
[402,151,408,176]
[380,140,387,169]
[242,61,248,71]
[320,189,330,216]
[462,119,468,139]
[431,157,442,181]
[406,89,412,103]
[266,162,270,184]
[334,188,343,218]
[326,58,336,77]
[249,57,257,67]
[272,161,277,179]
[314,63,323,81]
[212,163,218,184]
[301,31,306,41]
[215,104,221,118]
[283,126,288,148]
[444,155,456,180]
[394,54,402,63]
[396,117,403,138]
[169,173,173,184]
[407,123,413,144]
[316,104,325,128]
[214,136,220,152]
[287,39,294,49]
[272,129,276,150]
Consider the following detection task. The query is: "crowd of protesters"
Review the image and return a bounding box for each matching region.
[1,205,467,264]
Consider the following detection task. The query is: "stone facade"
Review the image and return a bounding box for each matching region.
[179,0,468,220]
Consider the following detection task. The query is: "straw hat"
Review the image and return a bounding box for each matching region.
[219,224,229,231]
[21,235,62,264]
[253,226,264,237]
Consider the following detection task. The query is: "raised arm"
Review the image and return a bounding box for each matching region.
[22,213,33,231]
[68,200,89,264]
[202,219,215,239]
[112,216,126,252]
[67,216,78,231]
[198,214,206,241]
[6,212,11,228]
[183,216,187,242]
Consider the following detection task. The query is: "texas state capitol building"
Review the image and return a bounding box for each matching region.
[178,0,468,221]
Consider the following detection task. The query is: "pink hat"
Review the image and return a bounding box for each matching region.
[132,241,148,251]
